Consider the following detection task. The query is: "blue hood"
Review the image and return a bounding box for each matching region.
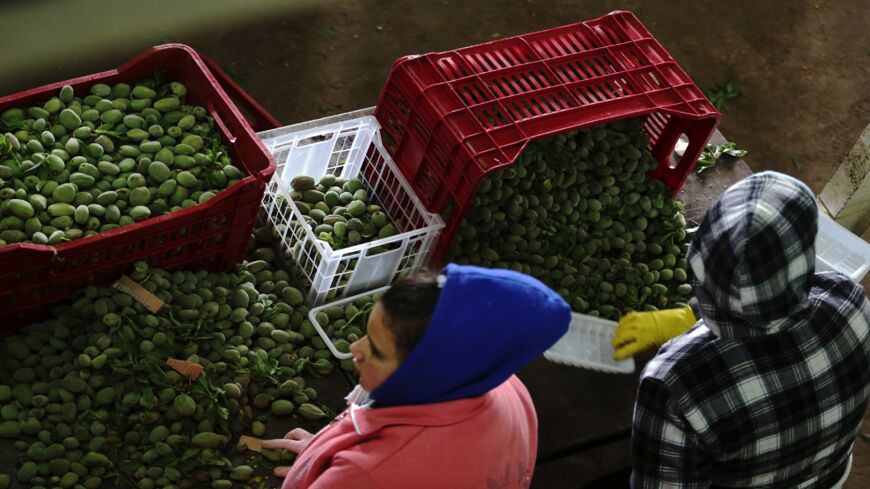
[370,264,571,407]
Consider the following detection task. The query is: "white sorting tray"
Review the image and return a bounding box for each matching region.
[544,312,635,374]
[816,213,870,282]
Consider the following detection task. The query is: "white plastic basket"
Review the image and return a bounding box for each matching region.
[544,313,635,374]
[815,213,870,282]
[258,114,444,305]
[308,286,389,360]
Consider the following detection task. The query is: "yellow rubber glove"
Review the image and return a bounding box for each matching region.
[611,307,697,360]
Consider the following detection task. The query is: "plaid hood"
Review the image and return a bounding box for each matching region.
[687,171,819,338]
[634,171,870,487]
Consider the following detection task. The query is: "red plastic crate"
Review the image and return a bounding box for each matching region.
[0,44,278,330]
[374,10,720,263]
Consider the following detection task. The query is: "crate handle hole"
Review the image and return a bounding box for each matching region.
[297,132,335,148]
[669,134,689,169]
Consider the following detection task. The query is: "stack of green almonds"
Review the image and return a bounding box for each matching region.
[284,174,399,250]
[0,226,344,488]
[448,118,693,320]
[265,174,403,303]
[0,75,245,247]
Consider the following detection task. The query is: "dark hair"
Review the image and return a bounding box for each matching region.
[379,269,441,359]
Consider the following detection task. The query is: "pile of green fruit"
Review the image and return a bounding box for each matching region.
[283,174,399,250]
[264,173,405,303]
[0,227,345,488]
[0,74,245,246]
[447,118,692,320]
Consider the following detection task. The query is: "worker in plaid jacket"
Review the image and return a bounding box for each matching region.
[612,171,870,488]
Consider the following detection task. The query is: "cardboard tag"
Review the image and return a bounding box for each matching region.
[239,435,263,452]
[113,275,164,313]
[165,358,204,381]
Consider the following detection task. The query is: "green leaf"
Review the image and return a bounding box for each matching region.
[703,79,741,111]
[147,371,168,387]
[792,158,805,171]
[148,201,170,216]
[210,403,229,422]
[0,136,11,156]
[722,147,747,158]
[248,351,281,385]
[95,128,126,140]
[10,150,20,165]
[22,160,43,175]
[696,142,748,173]
[181,448,200,461]
[1,120,26,132]
[345,302,374,325]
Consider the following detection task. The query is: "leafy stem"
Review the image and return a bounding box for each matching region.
[696,142,748,173]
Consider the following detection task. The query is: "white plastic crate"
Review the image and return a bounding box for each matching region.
[815,213,870,282]
[544,313,635,374]
[308,286,389,360]
[258,114,444,306]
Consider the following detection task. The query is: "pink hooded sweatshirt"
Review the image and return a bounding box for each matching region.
[281,375,537,489]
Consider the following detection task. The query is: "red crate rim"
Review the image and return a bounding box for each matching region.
[0,43,276,182]
[0,43,276,258]
[0,179,253,258]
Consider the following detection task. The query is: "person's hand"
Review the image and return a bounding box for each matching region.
[263,428,314,478]
[612,307,697,360]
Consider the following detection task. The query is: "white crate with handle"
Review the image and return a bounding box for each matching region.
[258,113,444,306]
[308,286,390,360]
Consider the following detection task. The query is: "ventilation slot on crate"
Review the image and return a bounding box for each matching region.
[591,19,631,45]
[529,26,604,58]
[455,81,493,105]
[462,41,536,74]
[436,55,471,80]
[508,91,577,120]
[644,112,670,145]
[611,45,653,69]
[474,104,512,129]
[571,79,629,105]
[380,115,404,153]
[633,68,667,91]
[415,163,441,203]
[485,68,555,97]
[557,54,620,83]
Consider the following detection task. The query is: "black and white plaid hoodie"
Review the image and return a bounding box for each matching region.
[631,172,870,488]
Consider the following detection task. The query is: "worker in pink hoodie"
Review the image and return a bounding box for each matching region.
[263,264,571,489]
